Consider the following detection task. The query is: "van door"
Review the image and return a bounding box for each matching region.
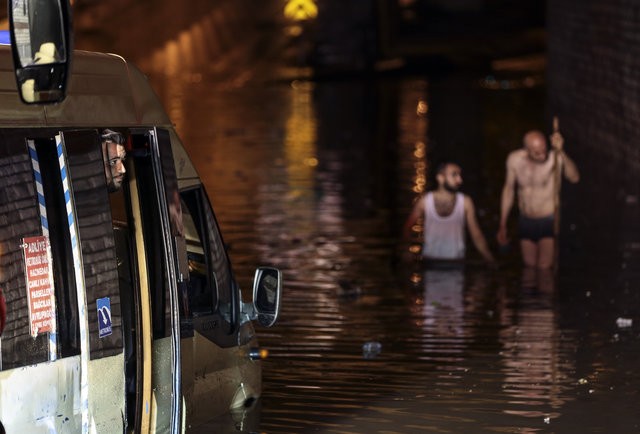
[62,128,184,433]
[61,129,130,432]
[178,185,254,425]
[124,128,183,433]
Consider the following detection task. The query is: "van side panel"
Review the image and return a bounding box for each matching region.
[0,357,82,432]
[87,354,126,433]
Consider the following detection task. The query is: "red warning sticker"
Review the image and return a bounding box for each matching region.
[23,235,55,337]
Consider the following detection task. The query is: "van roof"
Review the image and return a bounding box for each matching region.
[0,46,171,128]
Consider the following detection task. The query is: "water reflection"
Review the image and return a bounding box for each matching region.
[145,64,638,432]
[420,267,465,344]
[499,268,573,422]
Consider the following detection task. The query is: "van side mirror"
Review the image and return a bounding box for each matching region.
[8,0,72,104]
[252,267,282,327]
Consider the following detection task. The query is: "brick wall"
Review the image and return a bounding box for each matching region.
[547,0,640,183]
[547,0,640,262]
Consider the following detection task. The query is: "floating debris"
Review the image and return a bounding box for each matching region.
[616,317,633,328]
[362,341,382,359]
[337,279,362,298]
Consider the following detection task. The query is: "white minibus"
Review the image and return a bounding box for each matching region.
[0,44,281,433]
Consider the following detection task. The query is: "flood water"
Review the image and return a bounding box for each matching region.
[147,65,640,432]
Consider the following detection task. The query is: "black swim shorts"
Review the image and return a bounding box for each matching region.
[518,215,555,242]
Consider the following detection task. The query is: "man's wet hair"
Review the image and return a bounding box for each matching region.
[101,129,125,145]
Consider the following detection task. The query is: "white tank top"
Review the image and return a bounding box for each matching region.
[422,192,466,260]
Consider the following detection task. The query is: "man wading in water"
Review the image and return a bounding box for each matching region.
[497,124,580,269]
[404,161,495,264]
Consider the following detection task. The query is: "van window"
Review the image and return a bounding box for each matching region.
[32,137,80,359]
[64,130,123,359]
[180,188,237,336]
[0,132,80,369]
[130,133,172,339]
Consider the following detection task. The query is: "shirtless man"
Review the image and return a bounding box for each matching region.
[404,162,495,263]
[497,129,580,268]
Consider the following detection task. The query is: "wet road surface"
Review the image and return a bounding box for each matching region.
[147,66,640,433]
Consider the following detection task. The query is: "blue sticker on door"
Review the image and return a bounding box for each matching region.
[97,297,112,338]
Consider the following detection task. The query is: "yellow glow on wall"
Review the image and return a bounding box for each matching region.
[284,0,318,21]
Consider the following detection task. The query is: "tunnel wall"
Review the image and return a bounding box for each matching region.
[547,0,640,263]
[547,0,640,182]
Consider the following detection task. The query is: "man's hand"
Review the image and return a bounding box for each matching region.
[496,224,509,246]
[550,131,564,152]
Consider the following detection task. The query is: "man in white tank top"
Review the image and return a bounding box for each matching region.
[403,162,494,263]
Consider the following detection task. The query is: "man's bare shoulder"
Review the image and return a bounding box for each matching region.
[506,148,527,166]
[412,194,427,209]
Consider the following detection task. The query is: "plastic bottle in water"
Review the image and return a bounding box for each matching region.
[362,341,382,359]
